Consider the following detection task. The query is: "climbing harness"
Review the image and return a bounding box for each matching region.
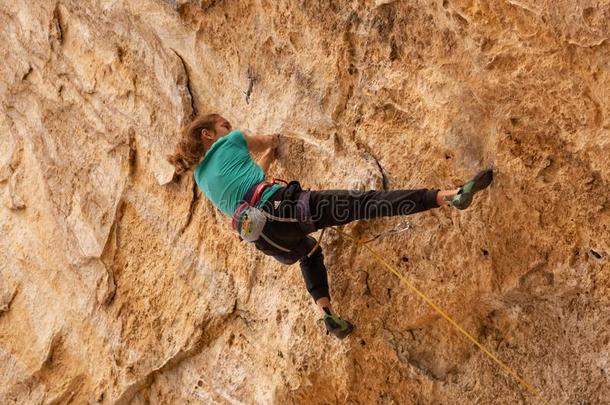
[330,226,546,402]
[231,178,287,242]
[231,178,323,257]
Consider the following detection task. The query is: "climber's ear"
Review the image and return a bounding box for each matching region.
[201,128,216,141]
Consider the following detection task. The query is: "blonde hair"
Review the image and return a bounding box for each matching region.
[167,113,219,175]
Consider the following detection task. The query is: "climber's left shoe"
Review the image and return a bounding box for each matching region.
[447,168,494,210]
[322,307,354,339]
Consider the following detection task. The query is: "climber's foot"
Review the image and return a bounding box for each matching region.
[447,168,494,210]
[322,307,354,339]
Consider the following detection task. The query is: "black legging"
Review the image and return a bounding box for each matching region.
[254,182,439,301]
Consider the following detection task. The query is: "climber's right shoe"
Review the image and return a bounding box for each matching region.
[447,168,494,210]
[322,307,354,339]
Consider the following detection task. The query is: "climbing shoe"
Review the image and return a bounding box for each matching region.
[322,307,354,339]
[447,168,494,210]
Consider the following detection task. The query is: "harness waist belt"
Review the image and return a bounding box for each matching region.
[245,181,272,206]
[232,178,289,231]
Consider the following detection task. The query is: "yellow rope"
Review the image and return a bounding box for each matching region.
[331,226,546,402]
[306,228,326,258]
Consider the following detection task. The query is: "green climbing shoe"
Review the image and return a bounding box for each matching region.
[322,307,354,339]
[447,168,494,210]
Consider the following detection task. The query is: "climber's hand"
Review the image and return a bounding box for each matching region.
[244,130,279,152]
[267,133,280,149]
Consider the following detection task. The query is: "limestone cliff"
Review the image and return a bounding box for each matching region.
[1,0,609,403]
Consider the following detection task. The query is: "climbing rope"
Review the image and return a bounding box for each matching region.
[306,228,326,258]
[330,226,546,402]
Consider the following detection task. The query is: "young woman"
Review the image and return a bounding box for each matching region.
[168,113,493,339]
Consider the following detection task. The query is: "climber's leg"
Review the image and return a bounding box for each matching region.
[298,237,354,339]
[315,296,333,312]
[298,237,330,307]
[307,188,452,230]
[437,189,460,206]
[253,229,332,308]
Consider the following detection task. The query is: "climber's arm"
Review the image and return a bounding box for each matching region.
[256,147,276,174]
[243,129,279,153]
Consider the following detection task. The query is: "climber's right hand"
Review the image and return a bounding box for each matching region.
[268,133,280,149]
[243,130,280,153]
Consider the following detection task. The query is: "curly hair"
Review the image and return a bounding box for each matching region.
[167,113,219,175]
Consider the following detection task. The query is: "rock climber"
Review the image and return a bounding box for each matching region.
[167,113,493,339]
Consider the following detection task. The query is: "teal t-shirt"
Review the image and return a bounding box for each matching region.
[194,130,282,216]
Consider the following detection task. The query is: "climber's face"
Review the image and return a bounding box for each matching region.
[201,115,232,142]
[213,115,232,137]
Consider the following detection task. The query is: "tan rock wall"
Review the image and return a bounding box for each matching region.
[1,0,609,403]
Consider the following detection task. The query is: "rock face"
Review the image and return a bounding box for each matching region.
[1,0,609,403]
